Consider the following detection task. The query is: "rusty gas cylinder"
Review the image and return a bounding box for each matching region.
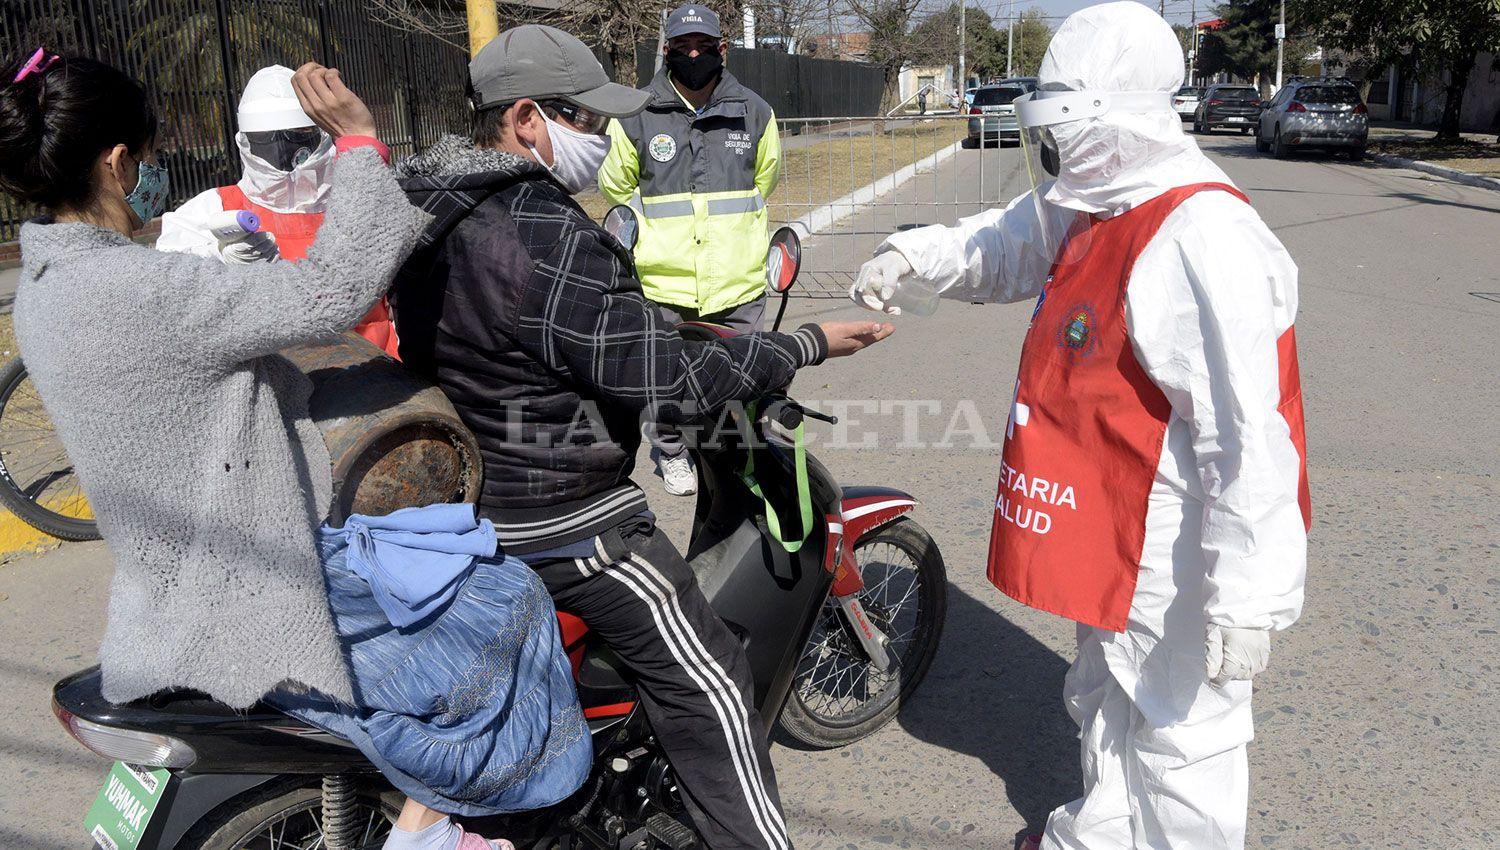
[281,333,482,523]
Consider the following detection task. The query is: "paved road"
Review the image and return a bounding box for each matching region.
[2,133,1498,849]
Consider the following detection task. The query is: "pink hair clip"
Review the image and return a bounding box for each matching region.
[14,47,59,84]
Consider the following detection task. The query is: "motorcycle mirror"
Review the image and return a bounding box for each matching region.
[765,227,802,294]
[603,204,639,252]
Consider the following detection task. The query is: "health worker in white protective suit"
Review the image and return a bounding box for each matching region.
[850,4,1311,848]
[157,64,400,357]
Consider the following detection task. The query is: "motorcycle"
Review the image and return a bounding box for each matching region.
[51,217,947,850]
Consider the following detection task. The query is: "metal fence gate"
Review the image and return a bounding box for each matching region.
[0,0,471,240]
[769,115,1025,297]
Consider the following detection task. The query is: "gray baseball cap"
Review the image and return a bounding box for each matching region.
[665,5,723,39]
[469,24,649,117]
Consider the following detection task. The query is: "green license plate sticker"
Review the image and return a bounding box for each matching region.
[83,762,170,850]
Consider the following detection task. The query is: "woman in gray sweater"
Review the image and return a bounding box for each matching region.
[0,53,573,849]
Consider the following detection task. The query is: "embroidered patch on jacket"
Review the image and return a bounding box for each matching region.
[648,134,677,162]
[1057,304,1098,359]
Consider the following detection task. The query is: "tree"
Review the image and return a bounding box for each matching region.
[1009,8,1052,77]
[910,4,1005,82]
[1297,0,1500,140]
[755,0,830,53]
[1198,0,1278,85]
[128,0,323,149]
[364,0,468,52]
[906,4,1002,81]
[843,0,925,109]
[546,0,659,87]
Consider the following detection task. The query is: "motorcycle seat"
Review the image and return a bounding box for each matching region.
[53,666,375,774]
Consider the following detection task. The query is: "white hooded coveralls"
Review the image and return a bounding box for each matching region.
[158,65,336,257]
[877,4,1308,847]
[157,66,399,358]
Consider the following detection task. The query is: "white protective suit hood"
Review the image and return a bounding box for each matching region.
[235,65,334,213]
[1037,2,1231,215]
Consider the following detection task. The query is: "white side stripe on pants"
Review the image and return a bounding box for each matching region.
[621,555,789,843]
[605,555,790,850]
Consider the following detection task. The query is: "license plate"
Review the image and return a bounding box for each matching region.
[1227,116,1248,123]
[83,762,171,850]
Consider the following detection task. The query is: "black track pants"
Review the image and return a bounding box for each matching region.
[524,517,792,850]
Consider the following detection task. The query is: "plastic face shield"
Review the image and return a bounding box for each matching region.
[244,127,328,173]
[1013,89,1173,264]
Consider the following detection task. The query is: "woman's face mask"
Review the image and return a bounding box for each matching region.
[528,109,610,195]
[124,157,170,226]
[245,127,328,173]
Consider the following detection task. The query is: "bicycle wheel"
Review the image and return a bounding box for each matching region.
[0,356,99,541]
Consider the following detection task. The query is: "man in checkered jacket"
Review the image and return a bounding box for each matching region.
[390,25,891,850]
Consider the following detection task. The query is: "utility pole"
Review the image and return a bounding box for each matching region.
[655,8,668,74]
[958,2,966,94]
[1189,0,1197,85]
[1006,1,1014,77]
[464,0,498,57]
[1016,9,1023,73]
[1275,0,1286,89]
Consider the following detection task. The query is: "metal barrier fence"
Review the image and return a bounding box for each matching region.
[0,0,471,240]
[771,114,1023,298]
[604,44,887,120]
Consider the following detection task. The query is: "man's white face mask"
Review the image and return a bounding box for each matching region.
[528,110,610,195]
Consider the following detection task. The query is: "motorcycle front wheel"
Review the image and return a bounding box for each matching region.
[778,517,946,748]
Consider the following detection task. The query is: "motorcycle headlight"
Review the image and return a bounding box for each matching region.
[53,701,197,769]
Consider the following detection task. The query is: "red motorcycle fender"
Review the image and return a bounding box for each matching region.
[829,488,918,597]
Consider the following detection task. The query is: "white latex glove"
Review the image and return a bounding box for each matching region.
[1205,625,1271,687]
[849,251,913,315]
[220,231,280,265]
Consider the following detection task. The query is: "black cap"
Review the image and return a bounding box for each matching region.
[665,5,723,40]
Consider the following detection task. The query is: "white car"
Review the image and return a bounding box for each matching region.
[1173,86,1203,119]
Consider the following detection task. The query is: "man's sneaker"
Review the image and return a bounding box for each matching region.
[654,449,697,496]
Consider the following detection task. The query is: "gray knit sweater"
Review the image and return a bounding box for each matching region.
[14,147,430,709]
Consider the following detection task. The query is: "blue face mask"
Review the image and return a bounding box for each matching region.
[125,159,170,226]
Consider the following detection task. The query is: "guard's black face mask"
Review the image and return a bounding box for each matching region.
[666,50,723,91]
[245,127,326,172]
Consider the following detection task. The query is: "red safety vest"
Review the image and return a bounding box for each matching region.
[986,183,1311,632]
[218,186,401,360]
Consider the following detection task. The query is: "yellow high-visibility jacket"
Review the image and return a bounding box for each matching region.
[599,69,781,315]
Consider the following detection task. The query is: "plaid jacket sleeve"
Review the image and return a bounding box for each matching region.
[514,226,827,423]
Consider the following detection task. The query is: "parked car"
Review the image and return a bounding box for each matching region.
[1193,84,1262,133]
[966,84,1026,147]
[1255,78,1369,159]
[1173,86,1204,119]
[997,76,1039,93]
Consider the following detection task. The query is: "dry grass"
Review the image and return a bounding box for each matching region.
[770,119,964,224]
[1370,138,1500,178]
[576,118,966,223]
[0,312,13,361]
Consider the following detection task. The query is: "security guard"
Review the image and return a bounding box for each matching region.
[600,3,782,496]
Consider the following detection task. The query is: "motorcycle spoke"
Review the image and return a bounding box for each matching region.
[792,533,933,724]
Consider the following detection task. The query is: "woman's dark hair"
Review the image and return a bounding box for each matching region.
[0,54,158,210]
